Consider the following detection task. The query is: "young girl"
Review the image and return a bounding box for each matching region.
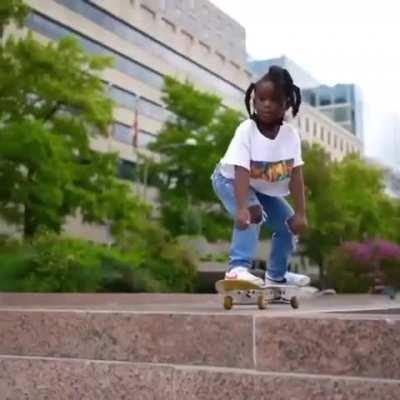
[211,66,310,287]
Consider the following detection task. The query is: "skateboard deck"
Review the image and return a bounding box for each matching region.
[215,279,301,310]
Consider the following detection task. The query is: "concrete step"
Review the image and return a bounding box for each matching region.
[1,355,399,400]
[1,308,400,379]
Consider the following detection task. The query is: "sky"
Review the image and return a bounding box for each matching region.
[210,0,400,169]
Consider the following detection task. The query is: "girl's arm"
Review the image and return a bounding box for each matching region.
[288,166,308,234]
[234,166,251,230]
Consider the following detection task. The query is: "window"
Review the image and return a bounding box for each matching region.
[327,130,331,145]
[51,1,245,103]
[139,97,169,122]
[334,135,337,148]
[298,118,302,129]
[320,126,325,141]
[118,159,137,181]
[334,106,350,122]
[27,13,164,89]
[113,122,133,145]
[313,121,317,137]
[318,86,332,106]
[113,122,157,148]
[334,85,348,104]
[340,138,344,152]
[305,117,310,133]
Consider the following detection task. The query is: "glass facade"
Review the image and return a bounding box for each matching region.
[112,122,157,148]
[334,85,348,104]
[109,85,170,122]
[27,13,164,89]
[302,83,362,137]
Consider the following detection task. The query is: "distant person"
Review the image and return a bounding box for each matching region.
[211,66,310,287]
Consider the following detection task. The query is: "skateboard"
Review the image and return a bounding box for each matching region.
[215,279,301,310]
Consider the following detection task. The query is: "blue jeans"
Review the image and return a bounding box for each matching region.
[211,165,296,281]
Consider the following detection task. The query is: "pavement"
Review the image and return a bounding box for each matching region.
[0,292,399,316]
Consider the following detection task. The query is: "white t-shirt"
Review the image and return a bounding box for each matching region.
[219,119,304,197]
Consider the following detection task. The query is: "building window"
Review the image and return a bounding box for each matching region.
[118,159,137,181]
[335,106,350,122]
[334,85,348,104]
[320,126,325,141]
[48,1,246,102]
[327,130,331,145]
[113,122,157,148]
[27,13,164,89]
[334,135,337,148]
[298,118,302,129]
[340,138,344,152]
[318,86,332,106]
[313,121,317,137]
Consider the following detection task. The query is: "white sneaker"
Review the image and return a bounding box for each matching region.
[225,267,264,286]
[264,274,287,286]
[284,272,310,287]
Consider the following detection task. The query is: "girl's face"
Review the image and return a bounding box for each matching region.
[253,81,288,124]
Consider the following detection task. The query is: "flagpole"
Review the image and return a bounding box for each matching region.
[106,81,113,152]
[132,96,141,197]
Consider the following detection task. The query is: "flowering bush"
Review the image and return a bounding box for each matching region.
[328,239,400,292]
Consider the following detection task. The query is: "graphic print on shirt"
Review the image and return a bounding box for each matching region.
[249,159,294,182]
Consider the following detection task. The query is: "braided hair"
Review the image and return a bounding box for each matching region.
[245,66,301,124]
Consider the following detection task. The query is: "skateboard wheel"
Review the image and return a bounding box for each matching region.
[257,295,267,310]
[224,296,233,310]
[290,296,299,309]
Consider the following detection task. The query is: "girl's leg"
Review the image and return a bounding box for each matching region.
[211,168,262,271]
[255,192,295,281]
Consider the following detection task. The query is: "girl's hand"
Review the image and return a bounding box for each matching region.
[287,213,308,235]
[235,208,251,230]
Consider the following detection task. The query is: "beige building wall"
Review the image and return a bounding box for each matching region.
[294,104,363,161]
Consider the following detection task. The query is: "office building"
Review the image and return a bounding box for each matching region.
[249,55,320,89]
[303,84,363,138]
[25,0,253,160]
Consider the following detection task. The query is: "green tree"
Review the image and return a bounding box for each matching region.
[300,143,347,286]
[0,4,146,238]
[149,76,242,239]
[0,0,28,34]
[301,144,399,287]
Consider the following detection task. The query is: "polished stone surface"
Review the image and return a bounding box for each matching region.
[1,356,399,400]
[0,310,254,368]
[255,315,400,379]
